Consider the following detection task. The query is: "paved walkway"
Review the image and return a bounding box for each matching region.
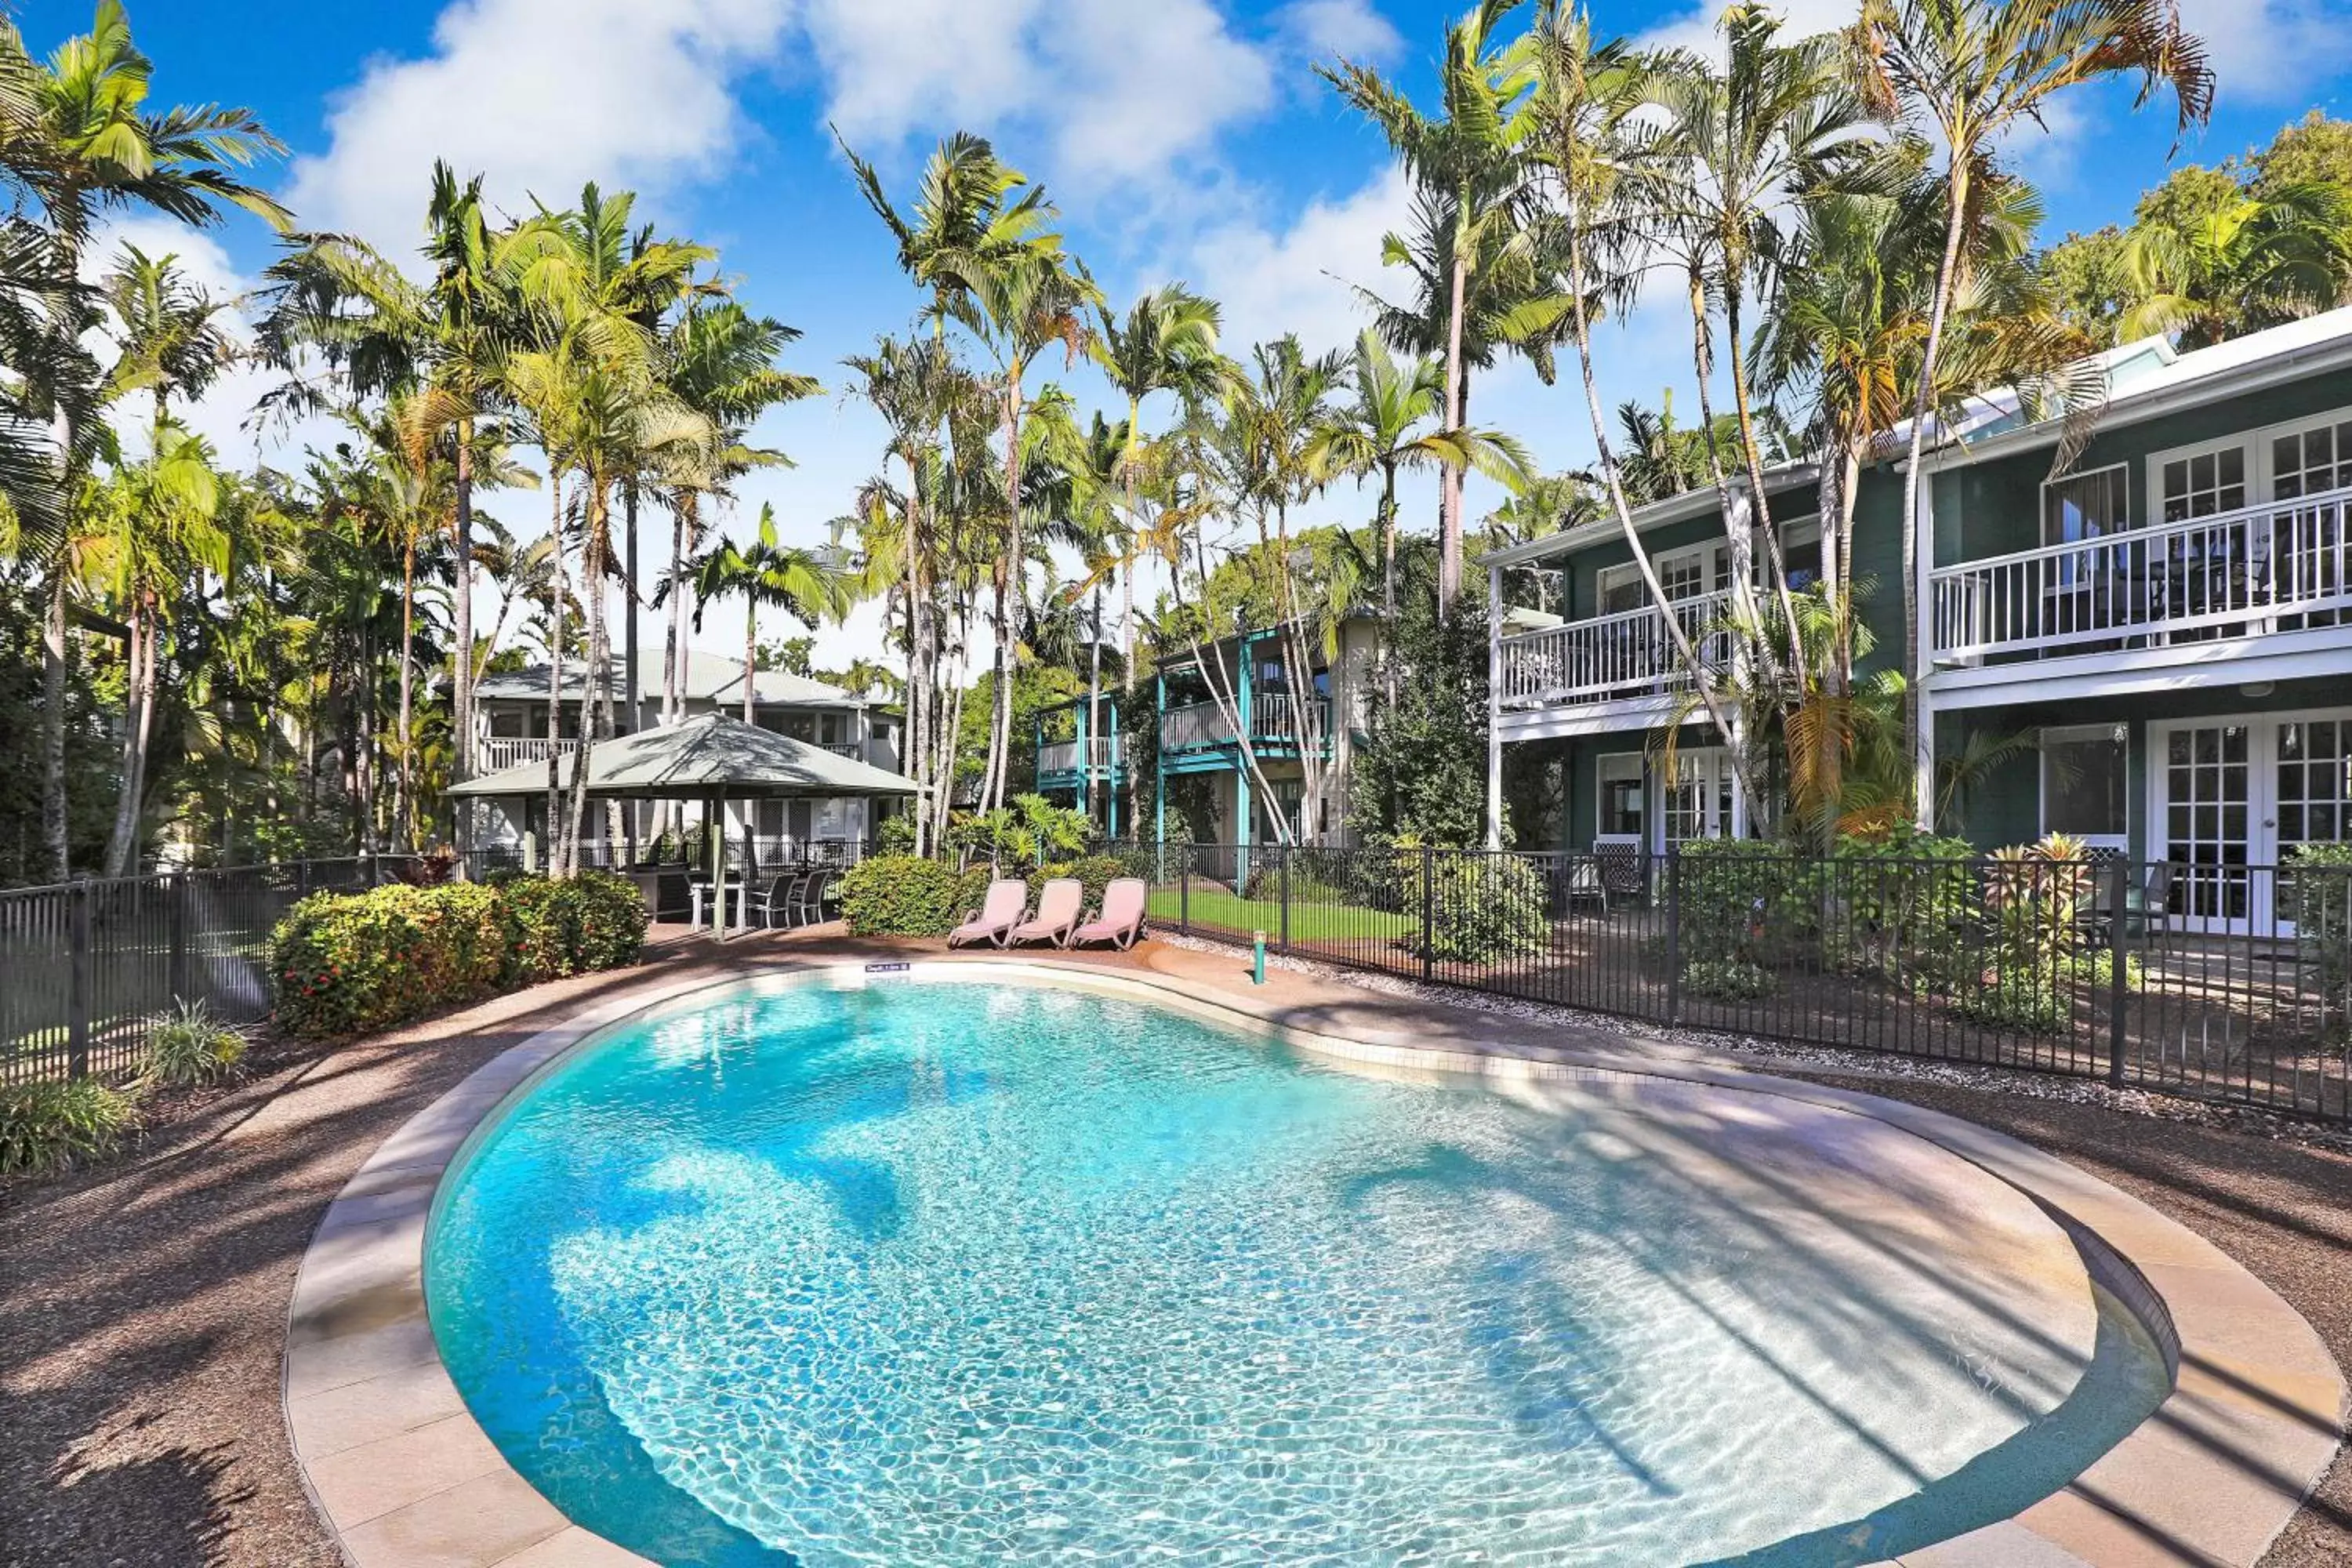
[3,929,2348,1566]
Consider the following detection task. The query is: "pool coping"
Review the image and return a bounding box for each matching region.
[281,952,2347,1568]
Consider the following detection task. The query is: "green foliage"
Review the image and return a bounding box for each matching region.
[140,1000,246,1088]
[270,876,646,1037]
[875,812,918,855]
[839,855,991,937]
[1682,958,1778,1002]
[500,873,648,982]
[2289,843,2352,1016]
[1348,584,1493,848]
[0,1080,142,1178]
[1404,848,1547,964]
[1030,855,1126,906]
[949,793,1091,867]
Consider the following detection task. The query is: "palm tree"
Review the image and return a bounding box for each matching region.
[2118,181,2352,347]
[1523,1,1759,821]
[1649,6,1878,662]
[841,333,969,851]
[688,504,848,723]
[1858,0,2212,822]
[1323,0,1541,613]
[13,0,285,878]
[1310,328,1530,658]
[1091,285,1223,684]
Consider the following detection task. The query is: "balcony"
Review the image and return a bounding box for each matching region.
[1038,735,1124,779]
[1159,694,1331,759]
[1494,590,1734,738]
[1929,488,2352,705]
[477,735,582,773]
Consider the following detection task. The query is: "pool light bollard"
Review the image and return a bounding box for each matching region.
[1252,929,1267,985]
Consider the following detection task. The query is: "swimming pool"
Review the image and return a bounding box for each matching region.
[423,971,2169,1567]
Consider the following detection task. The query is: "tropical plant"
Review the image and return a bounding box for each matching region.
[140,999,246,1087]
[1858,0,2213,821]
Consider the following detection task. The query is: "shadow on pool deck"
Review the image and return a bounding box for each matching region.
[1,924,2347,1567]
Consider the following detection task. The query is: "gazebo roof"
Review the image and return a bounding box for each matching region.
[446,713,919,800]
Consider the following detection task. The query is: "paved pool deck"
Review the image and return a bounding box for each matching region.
[4,927,2347,1566]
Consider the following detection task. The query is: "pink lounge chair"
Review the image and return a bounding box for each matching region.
[949,878,1029,949]
[1008,877,1084,947]
[1069,877,1149,952]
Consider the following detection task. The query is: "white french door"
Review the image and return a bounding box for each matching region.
[2152,710,2352,933]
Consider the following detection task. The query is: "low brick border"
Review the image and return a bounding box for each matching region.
[282,952,2346,1568]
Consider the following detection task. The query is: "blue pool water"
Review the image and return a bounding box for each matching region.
[425,975,2167,1567]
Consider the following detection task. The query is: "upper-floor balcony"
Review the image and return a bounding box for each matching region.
[476,732,892,775]
[1036,734,1126,781]
[1494,590,1734,739]
[1929,487,2351,706]
[1159,692,1333,762]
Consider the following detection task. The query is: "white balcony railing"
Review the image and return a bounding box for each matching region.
[1497,590,1734,710]
[1038,735,1123,775]
[1933,487,2352,664]
[477,735,583,773]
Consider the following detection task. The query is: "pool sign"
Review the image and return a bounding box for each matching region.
[865,961,911,974]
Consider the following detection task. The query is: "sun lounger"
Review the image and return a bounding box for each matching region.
[1008,877,1084,947]
[1068,877,1148,952]
[949,877,1029,949]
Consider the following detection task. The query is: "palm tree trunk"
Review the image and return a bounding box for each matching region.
[42,564,71,881]
[103,601,147,877]
[397,540,415,851]
[1723,282,1804,675]
[623,481,641,739]
[1437,237,1468,615]
[564,489,607,877]
[904,474,930,855]
[1379,461,1400,708]
[452,421,477,856]
[1902,163,1972,827]
[743,597,757,725]
[1685,266,1755,631]
[1564,201,1758,809]
[987,383,1024,812]
[544,479,567,873]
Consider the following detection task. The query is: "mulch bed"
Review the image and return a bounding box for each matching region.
[2,937,2345,1566]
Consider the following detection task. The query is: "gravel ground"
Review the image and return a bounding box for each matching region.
[4,935,2346,1566]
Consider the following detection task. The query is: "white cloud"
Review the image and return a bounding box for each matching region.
[1277,0,1403,64]
[288,0,795,253]
[1187,166,1413,356]
[2178,0,2352,103]
[1632,0,1858,59]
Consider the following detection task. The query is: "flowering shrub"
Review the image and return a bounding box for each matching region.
[270,875,647,1037]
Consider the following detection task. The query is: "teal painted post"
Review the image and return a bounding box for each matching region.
[1073,699,1087,817]
[1153,673,1167,851]
[1107,704,1121,840]
[1234,641,1253,895]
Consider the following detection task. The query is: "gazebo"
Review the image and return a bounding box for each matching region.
[448,713,918,930]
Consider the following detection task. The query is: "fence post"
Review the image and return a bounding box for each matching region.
[1420,844,1436,983]
[1179,844,1191,935]
[68,879,91,1078]
[1278,843,1291,954]
[1665,844,1682,1027]
[296,858,311,900]
[168,868,191,1005]
[2107,855,2129,1088]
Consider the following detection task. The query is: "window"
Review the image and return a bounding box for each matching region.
[2043,465,2129,546]
[1598,565,1644,615]
[2159,445,2245,522]
[2271,420,2352,499]
[2040,725,2128,844]
[1597,755,1645,840]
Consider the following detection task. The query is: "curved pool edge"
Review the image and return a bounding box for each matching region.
[281,952,2347,1568]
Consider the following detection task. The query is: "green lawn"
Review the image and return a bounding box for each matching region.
[1147,886,1417,943]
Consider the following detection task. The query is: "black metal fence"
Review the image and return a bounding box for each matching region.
[1117,841,2352,1124]
[1,858,376,1087]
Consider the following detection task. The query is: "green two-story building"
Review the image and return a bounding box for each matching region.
[1486,307,2352,934]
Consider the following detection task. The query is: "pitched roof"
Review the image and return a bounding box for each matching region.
[472,650,866,707]
[446,713,917,799]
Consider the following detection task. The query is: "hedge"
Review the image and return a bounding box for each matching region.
[270,873,648,1037]
[838,854,990,937]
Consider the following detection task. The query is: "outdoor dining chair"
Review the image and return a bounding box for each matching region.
[789,870,834,927]
[746,870,813,930]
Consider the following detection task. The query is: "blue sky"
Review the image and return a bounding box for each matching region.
[48,0,2352,666]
